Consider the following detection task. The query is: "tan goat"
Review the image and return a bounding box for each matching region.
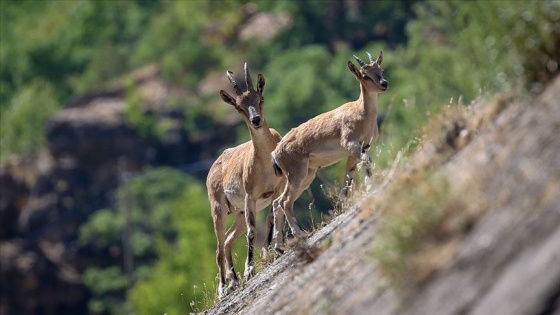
[207,63,285,299]
[271,52,388,247]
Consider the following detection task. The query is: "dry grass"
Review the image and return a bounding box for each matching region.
[189,282,217,314]
[365,96,509,289]
[259,244,280,271]
[291,236,322,265]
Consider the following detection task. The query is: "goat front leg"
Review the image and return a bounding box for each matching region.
[342,140,373,197]
[343,139,369,164]
[363,152,373,193]
[338,155,359,210]
[340,155,359,199]
[244,194,258,279]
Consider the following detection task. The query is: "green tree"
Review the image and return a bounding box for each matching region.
[0,0,159,104]
[0,79,59,160]
[79,167,192,314]
[372,0,560,167]
[131,0,244,86]
[250,0,418,51]
[128,177,219,314]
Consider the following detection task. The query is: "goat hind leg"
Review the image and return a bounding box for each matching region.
[280,167,317,239]
[271,195,286,253]
[211,198,228,299]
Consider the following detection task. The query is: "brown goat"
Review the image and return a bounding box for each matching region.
[271,52,388,247]
[206,63,285,299]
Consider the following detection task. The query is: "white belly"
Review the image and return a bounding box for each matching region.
[224,186,274,213]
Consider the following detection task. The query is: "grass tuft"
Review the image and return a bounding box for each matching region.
[292,236,322,265]
[189,282,217,314]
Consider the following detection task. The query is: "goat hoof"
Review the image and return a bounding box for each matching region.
[263,246,281,260]
[218,284,228,300]
[244,265,255,279]
[274,244,286,255]
[262,247,271,258]
[294,230,308,240]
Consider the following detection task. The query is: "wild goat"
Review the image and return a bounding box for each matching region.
[207,63,285,298]
[271,52,388,247]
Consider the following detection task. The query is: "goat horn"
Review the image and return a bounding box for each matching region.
[353,55,366,67]
[244,62,254,91]
[226,70,242,95]
[366,52,374,64]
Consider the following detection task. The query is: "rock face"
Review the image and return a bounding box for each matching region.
[207,76,560,315]
[0,65,239,315]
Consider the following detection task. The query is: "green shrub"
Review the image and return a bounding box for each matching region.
[83,267,132,315]
[372,172,452,287]
[79,167,191,314]
[123,79,157,139]
[128,178,218,314]
[0,80,60,161]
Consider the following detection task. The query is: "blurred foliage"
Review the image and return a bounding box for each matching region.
[127,178,219,314]
[123,80,156,139]
[83,266,132,314]
[0,0,158,105]
[79,167,192,314]
[131,0,243,86]
[79,166,245,314]
[244,0,416,52]
[261,45,350,134]
[372,171,451,288]
[0,79,59,160]
[377,0,560,167]
[2,0,559,313]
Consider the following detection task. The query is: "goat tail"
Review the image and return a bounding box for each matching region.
[271,152,283,177]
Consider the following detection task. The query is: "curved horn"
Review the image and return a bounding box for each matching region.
[226,70,242,95]
[353,55,366,67]
[244,62,254,91]
[366,52,374,64]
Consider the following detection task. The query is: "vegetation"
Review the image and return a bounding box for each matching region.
[371,101,497,288]
[2,0,558,313]
[79,167,191,314]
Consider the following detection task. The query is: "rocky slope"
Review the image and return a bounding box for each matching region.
[207,76,560,315]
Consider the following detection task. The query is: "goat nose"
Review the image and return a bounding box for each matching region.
[381,80,388,89]
[251,116,261,126]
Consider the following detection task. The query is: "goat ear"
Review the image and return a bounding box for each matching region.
[376,50,383,65]
[347,61,361,80]
[220,90,237,107]
[257,74,265,95]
